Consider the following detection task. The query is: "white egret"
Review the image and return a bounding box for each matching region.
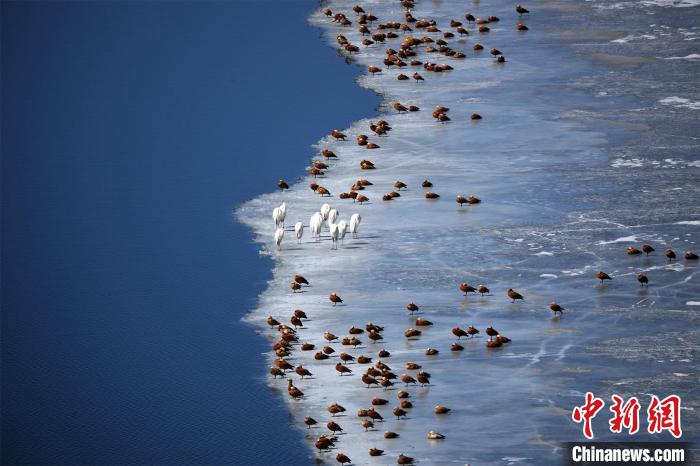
[320,203,331,221]
[310,212,323,241]
[294,222,303,243]
[350,213,362,238]
[328,208,338,228]
[274,227,284,250]
[330,223,339,250]
[338,220,347,244]
[278,202,287,227]
[273,207,283,228]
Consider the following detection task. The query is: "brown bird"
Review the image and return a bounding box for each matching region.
[269,367,284,378]
[266,316,280,328]
[425,192,440,199]
[277,179,289,190]
[596,271,612,283]
[485,326,499,340]
[290,282,301,292]
[397,74,409,80]
[329,293,343,306]
[409,105,420,111]
[549,303,565,315]
[362,374,379,387]
[313,161,329,170]
[397,390,410,399]
[400,400,413,409]
[637,273,649,287]
[685,251,698,260]
[507,288,524,302]
[467,325,479,337]
[294,274,309,286]
[316,438,332,452]
[459,283,477,295]
[627,246,642,255]
[372,397,388,405]
[665,249,676,261]
[294,309,308,319]
[451,343,464,351]
[331,130,346,140]
[366,143,380,150]
[393,407,407,419]
[276,359,293,371]
[405,361,421,370]
[414,317,432,326]
[362,419,374,431]
[368,331,383,343]
[468,196,481,204]
[516,4,530,15]
[367,408,384,421]
[340,352,355,363]
[404,328,421,338]
[314,352,329,360]
[336,453,351,465]
[406,302,419,313]
[496,335,511,344]
[336,363,352,376]
[327,421,343,434]
[488,16,500,22]
[304,416,317,428]
[348,325,364,335]
[416,371,431,386]
[470,113,482,120]
[369,448,384,456]
[452,327,469,339]
[473,43,484,51]
[456,195,468,206]
[385,431,399,439]
[465,13,476,22]
[287,380,304,399]
[422,179,433,187]
[322,149,337,159]
[290,315,303,329]
[301,342,315,351]
[328,403,346,416]
[357,355,372,364]
[517,23,529,31]
[316,186,331,196]
[296,366,312,379]
[352,4,364,14]
[425,348,439,355]
[434,404,450,414]
[400,374,417,386]
[394,180,407,190]
[412,72,424,81]
[368,65,381,75]
[477,284,490,295]
[324,332,339,342]
[393,102,408,113]
[380,379,394,389]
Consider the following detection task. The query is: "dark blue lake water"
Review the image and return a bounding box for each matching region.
[1,1,378,464]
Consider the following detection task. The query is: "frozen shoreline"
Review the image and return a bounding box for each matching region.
[237,0,699,464]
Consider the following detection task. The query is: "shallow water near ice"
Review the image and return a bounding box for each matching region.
[238,0,699,464]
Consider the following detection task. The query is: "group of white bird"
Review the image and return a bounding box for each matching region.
[273,202,361,250]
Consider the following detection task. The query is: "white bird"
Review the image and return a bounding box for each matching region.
[278,202,287,227]
[272,207,283,228]
[330,223,339,250]
[328,208,338,228]
[310,212,323,241]
[320,203,331,221]
[274,227,284,250]
[338,220,347,244]
[294,222,303,243]
[350,213,362,238]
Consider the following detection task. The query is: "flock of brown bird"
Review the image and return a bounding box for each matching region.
[266,1,698,464]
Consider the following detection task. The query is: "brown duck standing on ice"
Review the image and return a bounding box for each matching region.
[459,283,477,295]
[287,380,304,399]
[397,453,414,464]
[294,274,309,286]
[328,403,346,416]
[290,282,301,293]
[516,4,530,15]
[393,102,408,113]
[336,453,351,465]
[452,327,469,340]
[278,179,289,190]
[331,130,346,140]
[336,362,352,376]
[467,325,479,337]
[400,374,417,386]
[485,326,499,340]
[329,293,343,306]
[456,195,468,206]
[363,373,379,387]
[267,316,280,328]
[477,284,490,296]
[508,288,524,302]
[406,302,419,314]
[370,448,384,456]
[416,371,431,386]
[269,367,284,378]
[596,271,612,283]
[322,149,337,159]
[304,416,317,428]
[637,273,649,287]
[549,303,565,315]
[685,251,698,260]
[327,421,343,434]
[665,248,676,261]
[393,407,408,419]
[434,405,450,414]
[295,365,312,379]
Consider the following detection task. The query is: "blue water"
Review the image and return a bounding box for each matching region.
[1,1,377,464]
